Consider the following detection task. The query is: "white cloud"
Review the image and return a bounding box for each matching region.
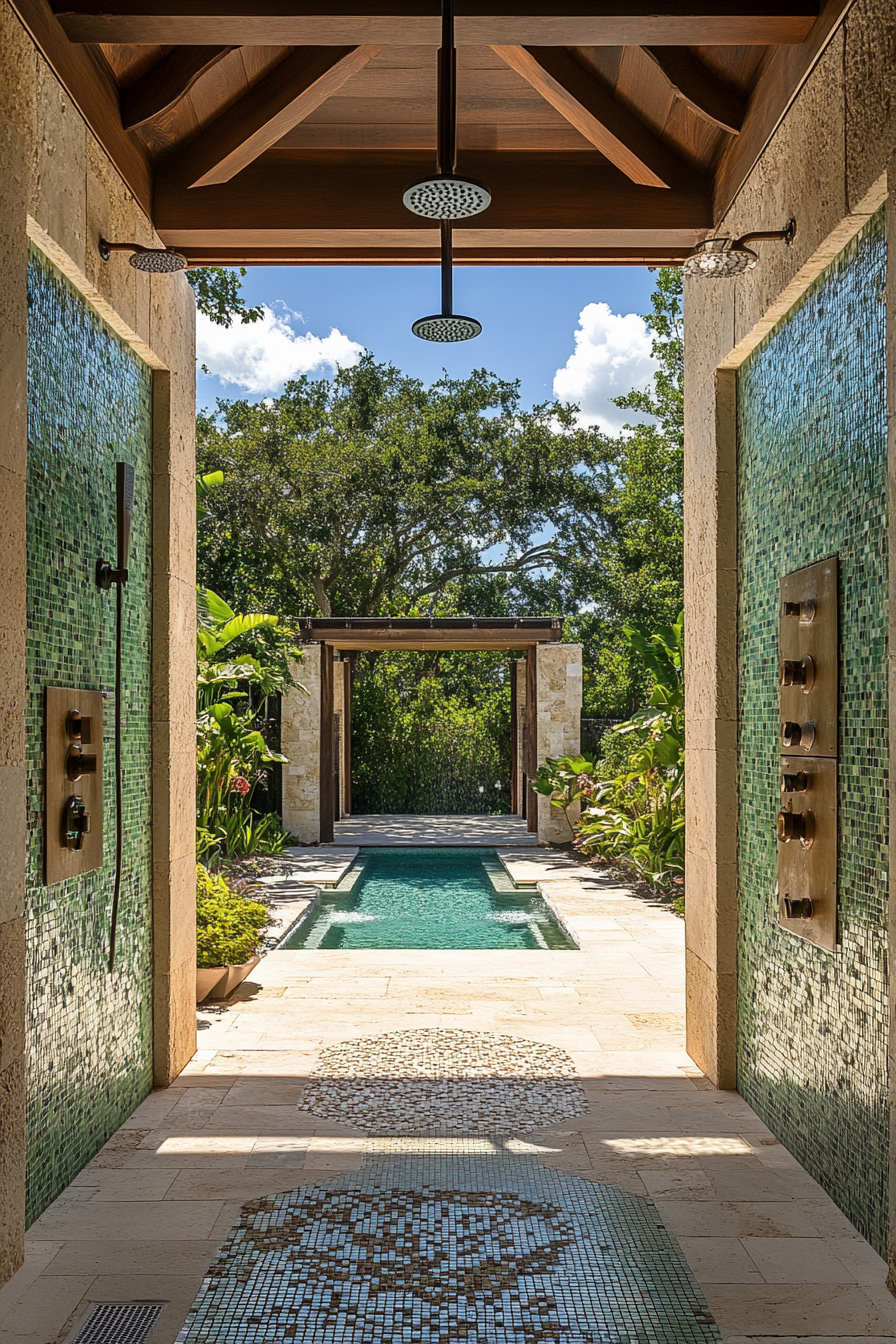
[197,305,365,394]
[553,302,657,433]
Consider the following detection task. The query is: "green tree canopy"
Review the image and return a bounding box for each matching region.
[197,358,615,617]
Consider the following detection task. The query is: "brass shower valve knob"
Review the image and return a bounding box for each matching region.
[64,796,91,851]
[780,655,814,692]
[781,720,816,749]
[782,599,816,624]
[783,895,814,919]
[781,770,809,794]
[777,804,814,848]
[66,743,98,782]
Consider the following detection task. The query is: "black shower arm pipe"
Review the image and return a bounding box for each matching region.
[441,220,453,315]
[436,0,456,175]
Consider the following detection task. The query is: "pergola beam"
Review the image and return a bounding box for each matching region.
[120,45,234,128]
[52,0,819,46]
[171,45,381,188]
[642,45,745,132]
[493,44,683,187]
[155,152,712,236]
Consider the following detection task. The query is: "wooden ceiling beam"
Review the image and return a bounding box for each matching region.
[169,45,382,187]
[178,245,695,264]
[493,44,682,187]
[155,151,712,235]
[641,46,745,132]
[52,0,819,46]
[120,45,234,128]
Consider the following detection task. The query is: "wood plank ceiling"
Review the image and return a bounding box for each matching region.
[10,0,850,264]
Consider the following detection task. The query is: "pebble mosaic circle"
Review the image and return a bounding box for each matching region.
[300,1029,586,1134]
[176,1155,721,1344]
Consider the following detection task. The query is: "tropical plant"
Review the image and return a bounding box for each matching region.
[196,579,304,861]
[196,864,270,968]
[531,754,597,841]
[575,615,684,892]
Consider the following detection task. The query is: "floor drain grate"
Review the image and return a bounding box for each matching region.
[63,1303,166,1344]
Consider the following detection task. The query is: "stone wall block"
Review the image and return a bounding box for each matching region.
[683,275,736,388]
[0,917,25,1074]
[685,949,737,1091]
[29,69,86,274]
[844,0,896,212]
[0,767,25,927]
[728,32,847,350]
[0,1053,25,1284]
[85,135,141,335]
[282,649,321,844]
[153,954,198,1090]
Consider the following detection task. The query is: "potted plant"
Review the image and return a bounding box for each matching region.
[196,864,270,1002]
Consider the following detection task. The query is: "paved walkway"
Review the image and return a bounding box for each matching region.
[327,814,537,846]
[2,857,894,1343]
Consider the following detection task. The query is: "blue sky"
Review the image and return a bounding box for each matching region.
[196,264,659,426]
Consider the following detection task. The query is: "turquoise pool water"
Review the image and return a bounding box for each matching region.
[282,848,576,950]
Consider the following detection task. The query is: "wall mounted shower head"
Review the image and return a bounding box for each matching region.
[99,238,189,272]
[682,218,796,278]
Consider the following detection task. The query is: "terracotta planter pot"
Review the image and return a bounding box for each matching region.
[196,966,228,1002]
[198,955,261,1002]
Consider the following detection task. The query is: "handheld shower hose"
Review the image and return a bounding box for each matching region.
[97,462,135,973]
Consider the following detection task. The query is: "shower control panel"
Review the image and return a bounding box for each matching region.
[776,559,838,949]
[45,687,103,884]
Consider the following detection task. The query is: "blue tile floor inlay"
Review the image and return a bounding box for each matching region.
[176,1153,721,1344]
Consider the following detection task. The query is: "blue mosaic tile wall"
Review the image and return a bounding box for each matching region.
[736,210,889,1253]
[25,249,154,1224]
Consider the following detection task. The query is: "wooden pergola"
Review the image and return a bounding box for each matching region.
[302,617,560,838]
[10,0,846,266]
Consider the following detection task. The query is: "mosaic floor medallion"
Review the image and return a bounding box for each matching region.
[299,1029,586,1134]
[176,1155,720,1344]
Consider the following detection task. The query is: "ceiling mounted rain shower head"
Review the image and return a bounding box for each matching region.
[682,219,796,278]
[99,238,189,273]
[403,176,491,221]
[412,220,481,343]
[403,0,490,221]
[412,313,483,342]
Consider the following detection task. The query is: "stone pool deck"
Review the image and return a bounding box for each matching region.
[326,814,538,846]
[2,858,894,1343]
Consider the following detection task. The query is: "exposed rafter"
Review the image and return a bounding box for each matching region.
[51,0,819,46]
[492,45,683,187]
[169,45,382,188]
[154,151,712,237]
[120,45,234,128]
[642,46,745,132]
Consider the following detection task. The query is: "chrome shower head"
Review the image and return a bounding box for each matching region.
[682,238,758,277]
[412,221,482,343]
[99,238,189,272]
[682,219,796,279]
[403,175,491,221]
[411,313,483,342]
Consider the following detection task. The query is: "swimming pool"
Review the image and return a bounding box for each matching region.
[282,848,576,951]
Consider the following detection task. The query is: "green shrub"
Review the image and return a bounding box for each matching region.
[196,864,270,968]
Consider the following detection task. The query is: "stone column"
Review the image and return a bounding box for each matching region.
[535,644,583,844]
[281,645,321,845]
[0,103,28,1287]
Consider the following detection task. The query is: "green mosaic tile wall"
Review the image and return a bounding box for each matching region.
[25,249,154,1224]
[736,210,888,1253]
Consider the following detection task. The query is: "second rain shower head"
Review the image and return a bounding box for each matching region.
[412,221,482,343]
[403,0,490,221]
[99,238,189,272]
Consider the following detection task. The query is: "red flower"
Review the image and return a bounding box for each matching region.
[231,776,250,796]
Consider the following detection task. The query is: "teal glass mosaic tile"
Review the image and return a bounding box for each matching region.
[177,1154,721,1343]
[25,249,154,1225]
[736,210,888,1253]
